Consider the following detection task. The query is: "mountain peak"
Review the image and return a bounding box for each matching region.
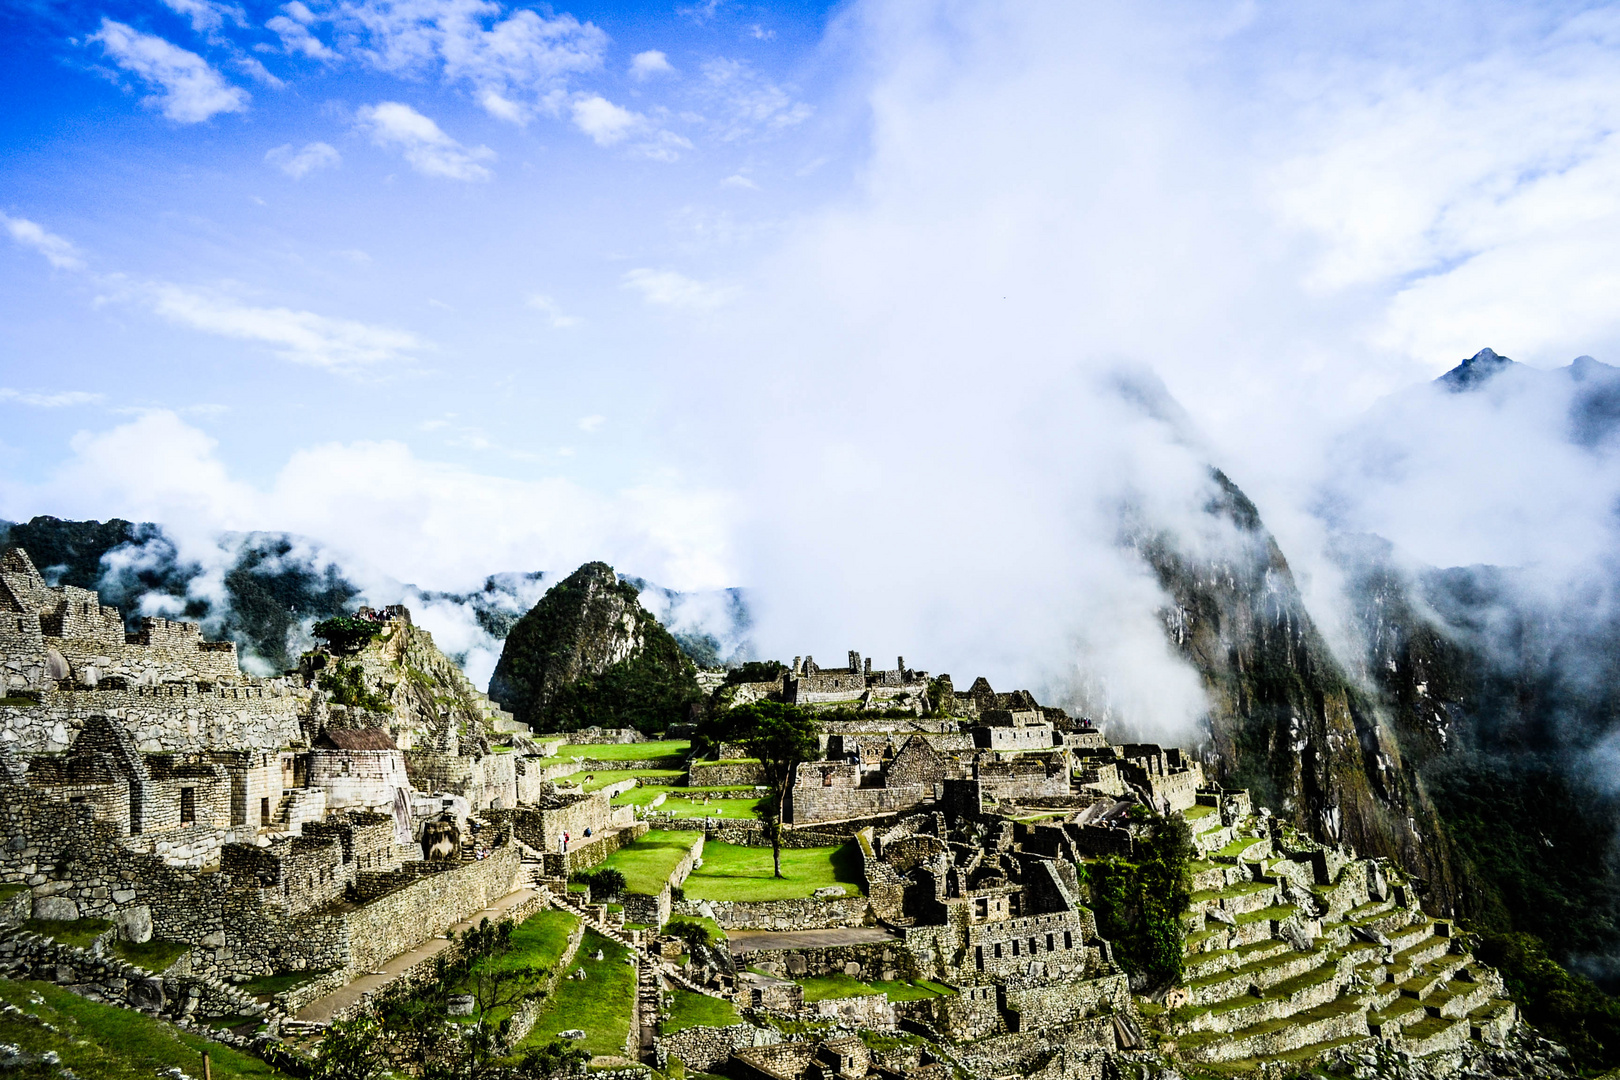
[1437,347,1517,392]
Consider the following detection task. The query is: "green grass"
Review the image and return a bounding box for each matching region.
[242,970,328,997]
[487,909,579,975]
[710,758,761,766]
[596,830,703,895]
[0,977,289,1078]
[661,989,740,1033]
[612,785,768,820]
[111,937,191,973]
[21,917,112,949]
[577,769,686,792]
[682,841,863,902]
[869,979,954,1001]
[796,975,952,1003]
[797,974,882,1001]
[555,740,691,762]
[520,930,635,1058]
[0,883,27,902]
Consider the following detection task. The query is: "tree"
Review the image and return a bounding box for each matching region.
[731,702,820,878]
[340,916,558,1080]
[1083,809,1193,988]
[310,1015,389,1080]
[312,615,383,655]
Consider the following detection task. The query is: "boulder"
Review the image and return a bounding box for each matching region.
[447,994,476,1017]
[115,905,153,945]
[813,885,847,899]
[32,896,78,921]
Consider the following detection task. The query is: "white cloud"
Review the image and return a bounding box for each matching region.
[569,95,692,160]
[0,389,103,408]
[621,268,738,310]
[265,141,341,178]
[0,411,736,600]
[577,414,604,432]
[1,214,86,271]
[479,89,526,124]
[570,94,638,146]
[89,19,249,123]
[525,294,580,328]
[699,58,810,141]
[340,0,606,118]
[266,13,336,59]
[147,282,427,370]
[629,49,674,80]
[159,0,245,35]
[721,173,757,189]
[357,102,494,181]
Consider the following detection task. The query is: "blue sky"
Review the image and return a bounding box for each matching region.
[6,0,1620,711]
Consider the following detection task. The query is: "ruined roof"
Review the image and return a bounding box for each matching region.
[320,727,398,751]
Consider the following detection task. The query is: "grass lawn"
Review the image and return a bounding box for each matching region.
[797,974,882,1001]
[242,970,328,997]
[556,740,691,762]
[111,937,191,973]
[682,841,864,902]
[578,769,686,792]
[486,909,579,976]
[0,977,290,1078]
[796,975,953,1003]
[21,918,111,949]
[520,930,634,1058]
[596,830,703,895]
[662,795,768,821]
[660,988,740,1033]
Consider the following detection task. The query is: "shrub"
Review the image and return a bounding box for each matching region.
[1083,811,1193,987]
[318,660,393,712]
[725,661,787,685]
[312,615,383,656]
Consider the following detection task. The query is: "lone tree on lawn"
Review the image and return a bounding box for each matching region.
[731,701,820,878]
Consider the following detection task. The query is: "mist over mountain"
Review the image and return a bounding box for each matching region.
[0,515,754,688]
[1305,349,1620,982]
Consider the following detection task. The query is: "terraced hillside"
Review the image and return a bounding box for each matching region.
[1156,797,1517,1071]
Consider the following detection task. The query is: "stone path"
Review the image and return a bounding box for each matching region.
[295,887,538,1024]
[726,927,897,954]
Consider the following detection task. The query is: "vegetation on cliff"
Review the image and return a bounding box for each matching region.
[1084,810,1193,987]
[488,561,701,734]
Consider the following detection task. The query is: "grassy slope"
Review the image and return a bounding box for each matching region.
[579,769,686,792]
[682,842,864,903]
[0,978,289,1079]
[661,989,740,1033]
[553,740,691,761]
[597,830,704,895]
[520,930,635,1058]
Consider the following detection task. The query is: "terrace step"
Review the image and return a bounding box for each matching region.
[1183,939,1292,981]
[1191,996,1371,1062]
[1368,995,1427,1038]
[1175,958,1345,1034]
[1191,881,1281,918]
[1469,999,1517,1046]
[1399,1015,1470,1057]
[1184,945,1332,1008]
[1427,976,1493,1020]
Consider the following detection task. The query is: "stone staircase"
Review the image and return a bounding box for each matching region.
[1161,797,1517,1068]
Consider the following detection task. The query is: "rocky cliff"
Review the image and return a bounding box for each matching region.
[1136,471,1461,914]
[487,561,701,734]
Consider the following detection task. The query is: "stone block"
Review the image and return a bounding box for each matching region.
[843,961,863,977]
[115,905,153,945]
[32,896,78,921]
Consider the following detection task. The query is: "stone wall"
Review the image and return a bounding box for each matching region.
[342,848,521,972]
[892,985,1000,1041]
[733,938,918,982]
[0,928,274,1027]
[688,762,766,787]
[1000,973,1129,1031]
[658,1022,782,1071]
[1,686,302,754]
[787,780,929,826]
[809,991,895,1029]
[308,748,410,813]
[673,896,870,932]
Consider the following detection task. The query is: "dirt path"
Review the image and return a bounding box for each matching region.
[295,888,539,1023]
[726,927,898,953]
